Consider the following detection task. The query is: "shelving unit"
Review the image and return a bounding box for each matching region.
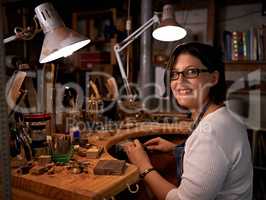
[215,2,266,67]
[71,8,118,70]
[204,0,266,89]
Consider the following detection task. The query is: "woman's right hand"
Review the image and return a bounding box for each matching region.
[144,137,176,152]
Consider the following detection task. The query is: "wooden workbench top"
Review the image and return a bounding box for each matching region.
[12,155,138,200]
[12,122,191,200]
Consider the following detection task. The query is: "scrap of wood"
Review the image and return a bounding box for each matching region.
[77,145,103,159]
[105,77,118,99]
[93,160,126,175]
[89,80,101,99]
[6,71,27,112]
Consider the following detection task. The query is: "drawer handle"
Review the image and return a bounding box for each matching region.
[127,183,139,194]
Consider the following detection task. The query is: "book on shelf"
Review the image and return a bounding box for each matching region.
[242,31,249,60]
[222,25,266,62]
[263,25,266,60]
[231,31,239,61]
[223,31,232,61]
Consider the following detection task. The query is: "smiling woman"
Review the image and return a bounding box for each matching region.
[168,46,218,115]
[168,42,226,112]
[123,42,253,200]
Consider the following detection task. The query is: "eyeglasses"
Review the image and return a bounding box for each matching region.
[170,67,209,81]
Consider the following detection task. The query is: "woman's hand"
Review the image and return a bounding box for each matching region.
[123,139,153,173]
[144,137,176,152]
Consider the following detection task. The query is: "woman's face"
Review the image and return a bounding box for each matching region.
[170,53,218,110]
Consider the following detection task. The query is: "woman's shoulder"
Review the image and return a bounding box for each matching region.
[203,106,246,130]
[186,106,251,169]
[187,106,247,146]
[188,107,247,149]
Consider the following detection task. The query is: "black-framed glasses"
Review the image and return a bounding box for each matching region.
[170,67,209,81]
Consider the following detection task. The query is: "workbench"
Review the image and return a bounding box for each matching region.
[12,122,191,200]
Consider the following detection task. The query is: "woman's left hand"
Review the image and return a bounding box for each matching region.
[123,139,153,173]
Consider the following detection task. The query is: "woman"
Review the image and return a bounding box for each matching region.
[124,42,253,200]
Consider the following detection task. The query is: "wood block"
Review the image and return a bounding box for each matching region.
[93,160,126,175]
[30,166,49,175]
[38,155,51,165]
[77,145,103,158]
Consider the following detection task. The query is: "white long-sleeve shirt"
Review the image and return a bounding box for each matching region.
[166,107,253,200]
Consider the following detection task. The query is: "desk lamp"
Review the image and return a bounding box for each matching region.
[114,4,186,98]
[4,2,90,63]
[4,2,91,110]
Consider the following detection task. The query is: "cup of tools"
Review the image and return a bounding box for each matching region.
[49,134,73,163]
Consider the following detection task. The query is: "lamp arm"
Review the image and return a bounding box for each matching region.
[114,43,132,96]
[3,35,17,44]
[3,16,41,44]
[113,14,159,97]
[117,15,159,52]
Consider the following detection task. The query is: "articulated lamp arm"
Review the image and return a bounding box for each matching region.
[3,16,42,44]
[113,15,160,97]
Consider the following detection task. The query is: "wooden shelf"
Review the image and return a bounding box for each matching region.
[225,60,266,65]
[225,61,266,71]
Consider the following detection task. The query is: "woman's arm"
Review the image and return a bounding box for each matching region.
[141,169,177,200]
[124,139,177,200]
[125,131,230,200]
[144,137,177,152]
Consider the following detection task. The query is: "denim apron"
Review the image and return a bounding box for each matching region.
[175,142,185,184]
[174,101,212,183]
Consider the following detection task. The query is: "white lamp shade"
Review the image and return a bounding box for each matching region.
[39,26,90,63]
[152,25,187,42]
[152,4,187,42]
[35,2,90,63]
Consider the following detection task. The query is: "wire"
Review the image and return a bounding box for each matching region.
[127,0,131,20]
[126,0,131,80]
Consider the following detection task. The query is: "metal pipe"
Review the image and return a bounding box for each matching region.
[139,0,154,100]
[0,0,12,198]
